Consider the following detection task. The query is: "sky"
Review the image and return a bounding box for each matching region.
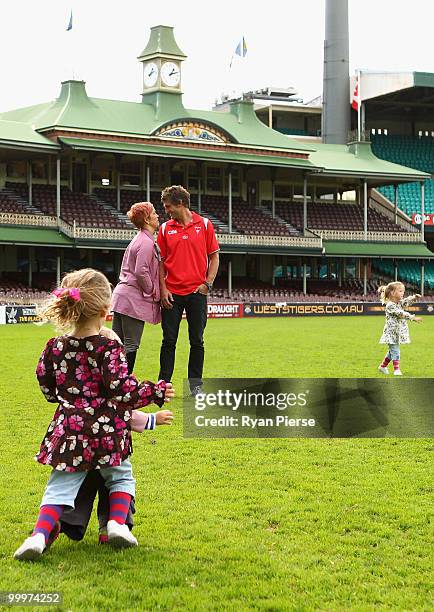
[0,0,434,113]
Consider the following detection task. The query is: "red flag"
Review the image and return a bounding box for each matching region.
[351,77,359,111]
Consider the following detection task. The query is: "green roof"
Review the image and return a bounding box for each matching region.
[324,240,434,258]
[0,119,59,151]
[0,81,313,154]
[59,137,316,169]
[0,226,73,246]
[137,25,187,60]
[310,142,429,181]
[0,80,429,182]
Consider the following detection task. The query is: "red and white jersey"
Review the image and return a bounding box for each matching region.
[157,212,219,296]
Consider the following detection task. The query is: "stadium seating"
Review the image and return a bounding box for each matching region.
[372,260,434,291]
[5,183,129,229]
[0,280,50,305]
[94,189,296,236]
[262,200,405,232]
[371,134,434,215]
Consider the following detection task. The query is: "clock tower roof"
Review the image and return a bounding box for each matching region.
[138,25,186,61]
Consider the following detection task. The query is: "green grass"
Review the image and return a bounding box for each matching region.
[0,317,433,611]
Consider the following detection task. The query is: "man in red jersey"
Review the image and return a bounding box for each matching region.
[157,185,219,396]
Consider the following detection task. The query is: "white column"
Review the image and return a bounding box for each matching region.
[141,160,146,191]
[228,259,232,298]
[363,179,368,241]
[420,262,424,296]
[198,176,202,214]
[146,163,151,202]
[56,156,61,222]
[28,246,33,287]
[28,161,32,206]
[303,262,307,295]
[394,260,398,282]
[420,181,425,243]
[116,157,121,211]
[303,175,307,235]
[394,184,398,225]
[69,157,73,191]
[56,254,61,287]
[228,168,232,234]
[271,178,276,219]
[363,260,367,296]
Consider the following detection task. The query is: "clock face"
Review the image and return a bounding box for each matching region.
[144,62,158,88]
[161,61,180,87]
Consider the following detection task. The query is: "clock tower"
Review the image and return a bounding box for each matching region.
[138,25,186,97]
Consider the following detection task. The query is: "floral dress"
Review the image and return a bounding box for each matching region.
[35,335,166,472]
[379,296,417,345]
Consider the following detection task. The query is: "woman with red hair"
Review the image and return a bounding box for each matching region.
[111,202,161,373]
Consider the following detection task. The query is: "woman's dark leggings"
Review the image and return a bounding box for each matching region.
[112,312,145,373]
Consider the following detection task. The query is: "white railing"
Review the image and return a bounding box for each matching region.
[0,212,57,227]
[313,229,423,242]
[72,226,138,241]
[216,233,323,248]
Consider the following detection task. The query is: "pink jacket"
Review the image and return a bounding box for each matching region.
[111,229,161,324]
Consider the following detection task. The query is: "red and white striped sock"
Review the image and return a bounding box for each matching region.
[380,356,391,368]
[392,360,400,371]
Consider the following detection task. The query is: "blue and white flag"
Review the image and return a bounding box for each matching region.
[230,36,247,67]
[235,37,247,58]
[66,10,73,31]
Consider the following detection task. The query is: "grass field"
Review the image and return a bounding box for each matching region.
[0,316,433,611]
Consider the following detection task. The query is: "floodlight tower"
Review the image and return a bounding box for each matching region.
[322,0,351,143]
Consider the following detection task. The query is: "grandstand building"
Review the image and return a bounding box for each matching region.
[0,25,433,305]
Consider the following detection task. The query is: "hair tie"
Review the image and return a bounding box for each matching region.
[52,287,81,302]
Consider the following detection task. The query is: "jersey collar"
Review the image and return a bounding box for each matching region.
[167,211,201,229]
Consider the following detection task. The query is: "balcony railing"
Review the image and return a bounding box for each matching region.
[216,233,322,248]
[0,212,57,227]
[0,213,423,245]
[313,229,423,243]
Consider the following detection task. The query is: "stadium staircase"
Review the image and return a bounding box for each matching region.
[0,187,43,216]
[257,203,302,236]
[5,183,129,229]
[89,193,135,228]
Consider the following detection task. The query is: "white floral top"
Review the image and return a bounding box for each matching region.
[379,295,418,345]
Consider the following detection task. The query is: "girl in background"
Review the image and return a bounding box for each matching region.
[378,281,422,376]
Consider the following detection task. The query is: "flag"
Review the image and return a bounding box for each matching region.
[66,10,73,31]
[230,36,247,67]
[235,37,247,58]
[351,76,359,111]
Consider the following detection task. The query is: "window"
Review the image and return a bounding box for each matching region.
[226,168,240,194]
[92,169,113,186]
[151,161,169,187]
[6,161,26,179]
[32,161,47,180]
[120,160,140,187]
[188,166,199,191]
[206,167,222,192]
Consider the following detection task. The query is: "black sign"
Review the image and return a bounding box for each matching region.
[5,305,40,324]
[243,302,434,317]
